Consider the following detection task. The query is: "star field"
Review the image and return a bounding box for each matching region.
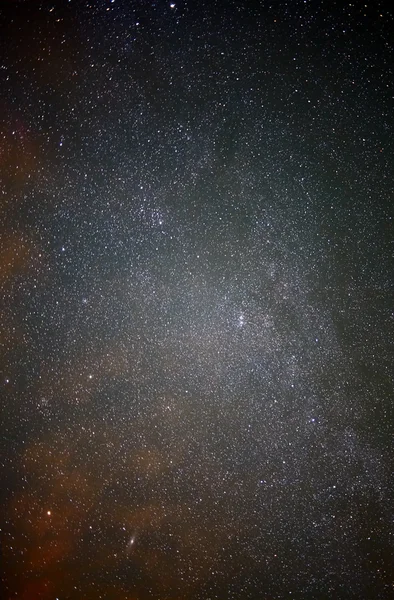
[0,1,393,598]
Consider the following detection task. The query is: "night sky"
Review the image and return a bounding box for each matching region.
[1,1,393,598]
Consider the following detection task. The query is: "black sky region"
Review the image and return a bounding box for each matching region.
[0,0,393,599]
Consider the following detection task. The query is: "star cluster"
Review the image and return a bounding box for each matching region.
[0,1,393,598]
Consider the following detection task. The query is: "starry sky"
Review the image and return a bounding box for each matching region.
[0,1,393,598]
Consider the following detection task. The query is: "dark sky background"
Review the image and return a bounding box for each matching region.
[0,0,393,598]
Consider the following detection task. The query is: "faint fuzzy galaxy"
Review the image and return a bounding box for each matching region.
[0,1,393,599]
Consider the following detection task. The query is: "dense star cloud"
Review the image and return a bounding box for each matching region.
[0,1,393,598]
